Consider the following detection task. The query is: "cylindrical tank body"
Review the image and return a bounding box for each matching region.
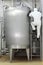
[4,5,30,49]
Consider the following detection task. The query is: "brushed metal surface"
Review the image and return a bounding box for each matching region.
[4,5,30,49]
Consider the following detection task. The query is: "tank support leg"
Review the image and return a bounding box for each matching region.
[10,48,12,62]
[26,49,29,60]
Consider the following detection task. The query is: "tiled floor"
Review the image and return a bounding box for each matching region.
[0,55,42,65]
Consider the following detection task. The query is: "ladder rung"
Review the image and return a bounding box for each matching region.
[31,55,40,56]
[31,47,40,49]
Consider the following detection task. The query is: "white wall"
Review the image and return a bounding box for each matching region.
[3,0,40,10]
[0,0,3,20]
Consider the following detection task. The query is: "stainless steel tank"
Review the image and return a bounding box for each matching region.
[4,3,30,49]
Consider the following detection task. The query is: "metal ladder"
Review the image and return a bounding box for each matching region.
[30,27,40,60]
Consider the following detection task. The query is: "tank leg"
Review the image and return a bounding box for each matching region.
[10,48,12,62]
[26,49,29,60]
